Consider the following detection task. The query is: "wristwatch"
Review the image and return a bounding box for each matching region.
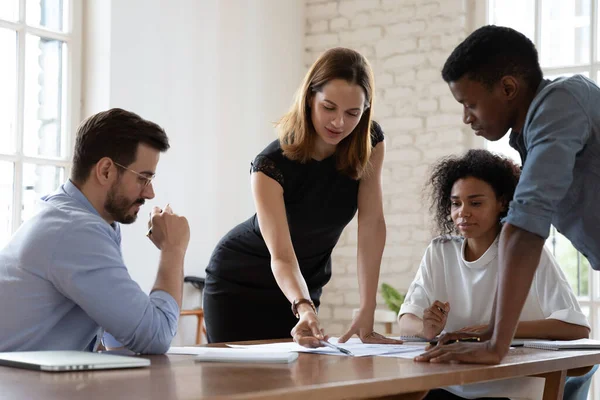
[291,298,316,318]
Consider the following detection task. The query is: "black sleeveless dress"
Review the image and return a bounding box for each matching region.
[203,122,384,343]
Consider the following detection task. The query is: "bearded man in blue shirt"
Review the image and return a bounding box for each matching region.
[0,108,190,354]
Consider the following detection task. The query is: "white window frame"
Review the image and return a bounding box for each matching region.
[0,0,81,234]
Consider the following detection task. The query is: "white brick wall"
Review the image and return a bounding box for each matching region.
[304,0,473,335]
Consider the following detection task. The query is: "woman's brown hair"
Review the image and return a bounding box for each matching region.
[276,47,375,179]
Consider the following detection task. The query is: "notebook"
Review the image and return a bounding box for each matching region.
[168,347,298,364]
[523,339,600,351]
[0,351,150,372]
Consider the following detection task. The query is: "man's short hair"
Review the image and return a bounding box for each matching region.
[71,108,170,183]
[442,25,543,90]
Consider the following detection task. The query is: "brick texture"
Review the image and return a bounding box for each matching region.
[304,0,472,335]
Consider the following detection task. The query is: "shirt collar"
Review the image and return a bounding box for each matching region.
[63,179,101,217]
[460,235,499,269]
[509,79,551,143]
[62,180,121,235]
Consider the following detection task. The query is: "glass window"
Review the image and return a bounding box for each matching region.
[0,1,78,248]
[26,0,68,32]
[547,229,590,297]
[21,164,64,223]
[0,162,14,248]
[0,0,18,21]
[488,0,536,42]
[0,28,17,155]
[23,34,66,158]
[540,0,591,68]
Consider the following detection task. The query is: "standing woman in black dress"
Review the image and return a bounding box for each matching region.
[204,47,399,347]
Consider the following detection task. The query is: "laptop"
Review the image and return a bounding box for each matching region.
[0,351,150,372]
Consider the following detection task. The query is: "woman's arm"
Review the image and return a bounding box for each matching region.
[515,319,589,340]
[356,140,386,313]
[251,171,323,346]
[340,141,398,343]
[398,313,425,337]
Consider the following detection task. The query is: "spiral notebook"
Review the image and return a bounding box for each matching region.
[523,339,600,350]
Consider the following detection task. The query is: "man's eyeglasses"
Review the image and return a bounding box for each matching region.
[113,162,155,188]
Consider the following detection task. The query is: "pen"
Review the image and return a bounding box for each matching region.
[319,340,354,356]
[436,306,447,316]
[146,204,167,237]
[429,337,480,346]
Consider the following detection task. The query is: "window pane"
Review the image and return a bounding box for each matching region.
[488,0,535,42]
[23,34,66,158]
[22,164,64,223]
[0,28,17,155]
[545,71,590,80]
[541,0,591,68]
[0,0,18,21]
[0,161,14,248]
[26,0,68,32]
[546,227,590,297]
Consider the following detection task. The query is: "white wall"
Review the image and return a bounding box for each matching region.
[82,0,305,344]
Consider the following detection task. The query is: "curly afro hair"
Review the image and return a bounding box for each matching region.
[426,149,521,236]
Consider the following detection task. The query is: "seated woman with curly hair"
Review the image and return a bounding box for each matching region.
[398,149,590,400]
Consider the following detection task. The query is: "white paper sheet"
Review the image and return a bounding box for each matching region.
[227,337,428,358]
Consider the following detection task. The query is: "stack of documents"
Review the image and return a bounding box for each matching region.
[167,347,298,363]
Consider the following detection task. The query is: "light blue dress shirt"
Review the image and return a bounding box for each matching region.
[506,75,600,271]
[0,180,179,353]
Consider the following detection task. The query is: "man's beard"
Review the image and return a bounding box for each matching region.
[104,181,144,224]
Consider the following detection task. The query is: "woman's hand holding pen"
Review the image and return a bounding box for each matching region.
[291,306,328,348]
[338,309,403,345]
[422,300,450,340]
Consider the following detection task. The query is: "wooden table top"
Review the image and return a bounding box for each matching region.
[2,343,600,400]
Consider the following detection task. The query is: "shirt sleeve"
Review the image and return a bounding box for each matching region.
[251,155,284,187]
[505,88,590,239]
[370,120,385,147]
[49,222,180,354]
[534,246,590,329]
[398,244,435,320]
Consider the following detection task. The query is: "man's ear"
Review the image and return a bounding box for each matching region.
[500,76,519,101]
[94,157,116,187]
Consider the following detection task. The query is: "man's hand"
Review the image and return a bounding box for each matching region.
[422,301,449,340]
[425,328,493,351]
[147,204,190,253]
[415,340,503,364]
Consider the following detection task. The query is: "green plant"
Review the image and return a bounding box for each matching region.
[380,283,405,314]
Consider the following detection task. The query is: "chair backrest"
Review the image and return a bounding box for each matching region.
[184,276,205,291]
[563,364,598,400]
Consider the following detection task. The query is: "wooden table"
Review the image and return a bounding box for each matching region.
[1,341,599,400]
